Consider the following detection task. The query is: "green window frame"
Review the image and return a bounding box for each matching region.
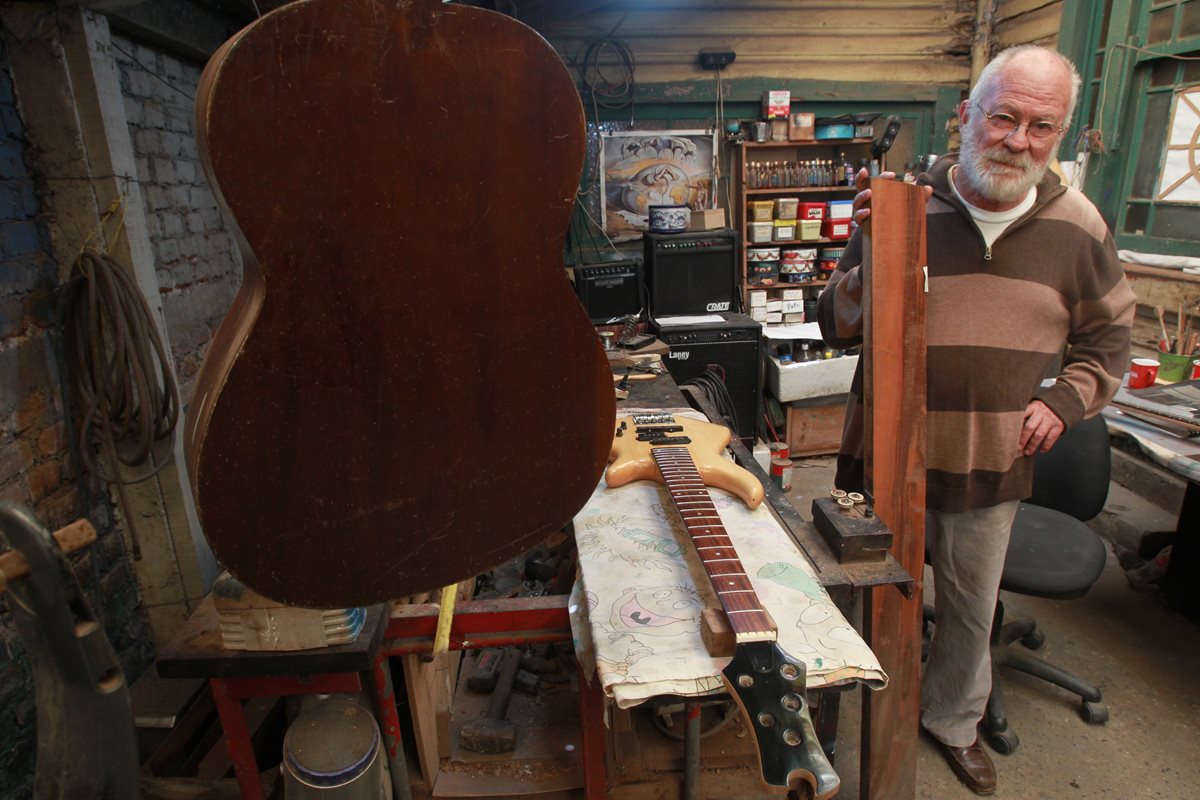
[1064,0,1200,255]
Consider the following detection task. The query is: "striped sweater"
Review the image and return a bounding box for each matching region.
[816,156,1135,513]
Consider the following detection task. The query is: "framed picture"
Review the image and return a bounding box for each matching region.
[599,130,717,241]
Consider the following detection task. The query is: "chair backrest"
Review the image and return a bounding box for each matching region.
[1027,414,1110,522]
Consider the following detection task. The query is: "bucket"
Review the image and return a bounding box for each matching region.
[1157,349,1192,382]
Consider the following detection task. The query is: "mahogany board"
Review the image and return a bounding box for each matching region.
[860,178,928,800]
[185,0,614,608]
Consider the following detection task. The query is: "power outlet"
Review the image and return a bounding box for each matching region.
[699,48,736,70]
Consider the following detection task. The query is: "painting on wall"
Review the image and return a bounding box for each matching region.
[1156,87,1200,204]
[599,130,717,241]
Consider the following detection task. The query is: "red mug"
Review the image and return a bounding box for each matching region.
[1129,358,1159,389]
[1192,359,1200,380]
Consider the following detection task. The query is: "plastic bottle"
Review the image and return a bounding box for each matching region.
[843,153,855,186]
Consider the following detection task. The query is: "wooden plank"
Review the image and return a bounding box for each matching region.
[861,178,928,800]
[785,402,847,456]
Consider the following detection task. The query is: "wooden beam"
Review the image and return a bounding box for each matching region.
[970,0,997,88]
[861,179,928,800]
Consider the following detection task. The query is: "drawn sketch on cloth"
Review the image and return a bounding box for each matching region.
[577,513,686,571]
[594,584,704,678]
[600,130,716,241]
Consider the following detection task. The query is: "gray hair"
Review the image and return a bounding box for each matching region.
[969,45,1082,128]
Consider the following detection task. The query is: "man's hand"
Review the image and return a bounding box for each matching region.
[1019,400,1065,456]
[851,167,933,225]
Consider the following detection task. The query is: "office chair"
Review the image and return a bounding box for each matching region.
[926,414,1112,755]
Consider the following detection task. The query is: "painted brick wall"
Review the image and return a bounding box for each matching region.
[0,65,154,798]
[112,35,241,404]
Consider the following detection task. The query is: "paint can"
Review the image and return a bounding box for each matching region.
[768,442,790,462]
[770,458,793,491]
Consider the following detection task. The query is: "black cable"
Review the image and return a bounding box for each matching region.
[682,365,740,434]
[59,249,181,558]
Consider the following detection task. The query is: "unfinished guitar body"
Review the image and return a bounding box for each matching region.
[185,0,614,608]
[606,415,764,508]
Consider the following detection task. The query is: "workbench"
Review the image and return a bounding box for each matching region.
[155,369,911,800]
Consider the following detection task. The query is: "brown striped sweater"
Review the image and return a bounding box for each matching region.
[816,155,1135,513]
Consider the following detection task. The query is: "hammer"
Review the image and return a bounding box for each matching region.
[460,647,521,754]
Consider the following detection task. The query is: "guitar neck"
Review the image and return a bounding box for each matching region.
[651,446,777,643]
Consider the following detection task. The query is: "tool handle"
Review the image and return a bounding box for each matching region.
[0,519,97,591]
[486,648,523,720]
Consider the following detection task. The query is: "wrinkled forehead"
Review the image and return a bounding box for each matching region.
[977,56,1071,121]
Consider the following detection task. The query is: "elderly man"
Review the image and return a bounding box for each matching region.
[816,46,1134,795]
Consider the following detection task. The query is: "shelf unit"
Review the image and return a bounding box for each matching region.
[735,138,879,313]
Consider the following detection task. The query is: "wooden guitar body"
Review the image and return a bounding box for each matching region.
[606,415,764,508]
[185,0,614,608]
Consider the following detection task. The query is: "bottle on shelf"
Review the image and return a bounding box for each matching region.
[799,343,811,362]
[841,152,854,186]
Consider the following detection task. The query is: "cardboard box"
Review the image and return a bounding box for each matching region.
[788,112,815,141]
[781,289,804,300]
[750,307,768,322]
[782,299,805,314]
[784,313,805,324]
[763,90,791,119]
[766,299,784,313]
[749,290,767,307]
[766,311,783,324]
[687,208,726,231]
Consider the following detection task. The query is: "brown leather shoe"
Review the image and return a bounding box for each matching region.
[934,738,996,795]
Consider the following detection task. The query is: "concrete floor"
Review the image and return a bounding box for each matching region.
[783,455,1200,800]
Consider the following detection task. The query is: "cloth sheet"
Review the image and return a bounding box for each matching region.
[568,409,887,709]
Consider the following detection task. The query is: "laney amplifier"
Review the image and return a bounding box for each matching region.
[656,312,762,442]
[572,259,642,323]
[643,230,737,319]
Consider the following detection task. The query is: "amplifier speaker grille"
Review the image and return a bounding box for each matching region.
[657,313,761,442]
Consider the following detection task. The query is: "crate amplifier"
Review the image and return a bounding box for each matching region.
[572,259,643,323]
[655,312,762,442]
[643,230,737,319]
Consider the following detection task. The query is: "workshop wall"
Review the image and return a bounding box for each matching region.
[996,0,1063,50]
[0,65,154,799]
[111,34,241,403]
[541,1,976,87]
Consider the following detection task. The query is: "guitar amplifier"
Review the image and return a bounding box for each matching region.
[572,259,643,323]
[643,230,738,319]
[656,312,762,442]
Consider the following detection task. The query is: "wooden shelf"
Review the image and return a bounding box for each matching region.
[745,186,857,195]
[742,138,874,149]
[747,280,830,290]
[744,237,849,248]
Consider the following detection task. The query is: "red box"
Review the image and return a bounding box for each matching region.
[821,218,852,240]
[797,202,825,220]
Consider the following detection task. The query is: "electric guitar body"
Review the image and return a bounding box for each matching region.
[606,413,839,799]
[185,0,614,608]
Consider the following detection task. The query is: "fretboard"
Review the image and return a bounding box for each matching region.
[651,446,777,643]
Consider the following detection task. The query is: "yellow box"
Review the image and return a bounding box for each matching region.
[799,219,822,241]
[750,201,775,222]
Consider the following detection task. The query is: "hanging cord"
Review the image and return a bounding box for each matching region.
[59,234,180,559]
[682,365,740,435]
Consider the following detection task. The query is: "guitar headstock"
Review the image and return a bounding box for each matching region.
[721,641,840,799]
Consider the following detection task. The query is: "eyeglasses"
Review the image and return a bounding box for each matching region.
[972,102,1065,141]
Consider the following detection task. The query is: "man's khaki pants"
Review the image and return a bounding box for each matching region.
[921,500,1021,748]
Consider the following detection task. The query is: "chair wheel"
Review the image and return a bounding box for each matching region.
[1080,701,1109,724]
[1020,629,1045,650]
[985,728,1019,755]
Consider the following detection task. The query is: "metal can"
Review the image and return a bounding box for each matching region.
[770,458,793,491]
[768,442,790,461]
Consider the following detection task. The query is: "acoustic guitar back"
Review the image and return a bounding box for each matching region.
[186,0,614,608]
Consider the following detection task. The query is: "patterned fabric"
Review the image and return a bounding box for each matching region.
[816,156,1135,512]
[569,410,887,709]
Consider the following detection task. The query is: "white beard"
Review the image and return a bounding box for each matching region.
[958,126,1048,205]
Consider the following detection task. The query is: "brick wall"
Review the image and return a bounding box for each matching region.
[0,65,154,798]
[112,35,241,403]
